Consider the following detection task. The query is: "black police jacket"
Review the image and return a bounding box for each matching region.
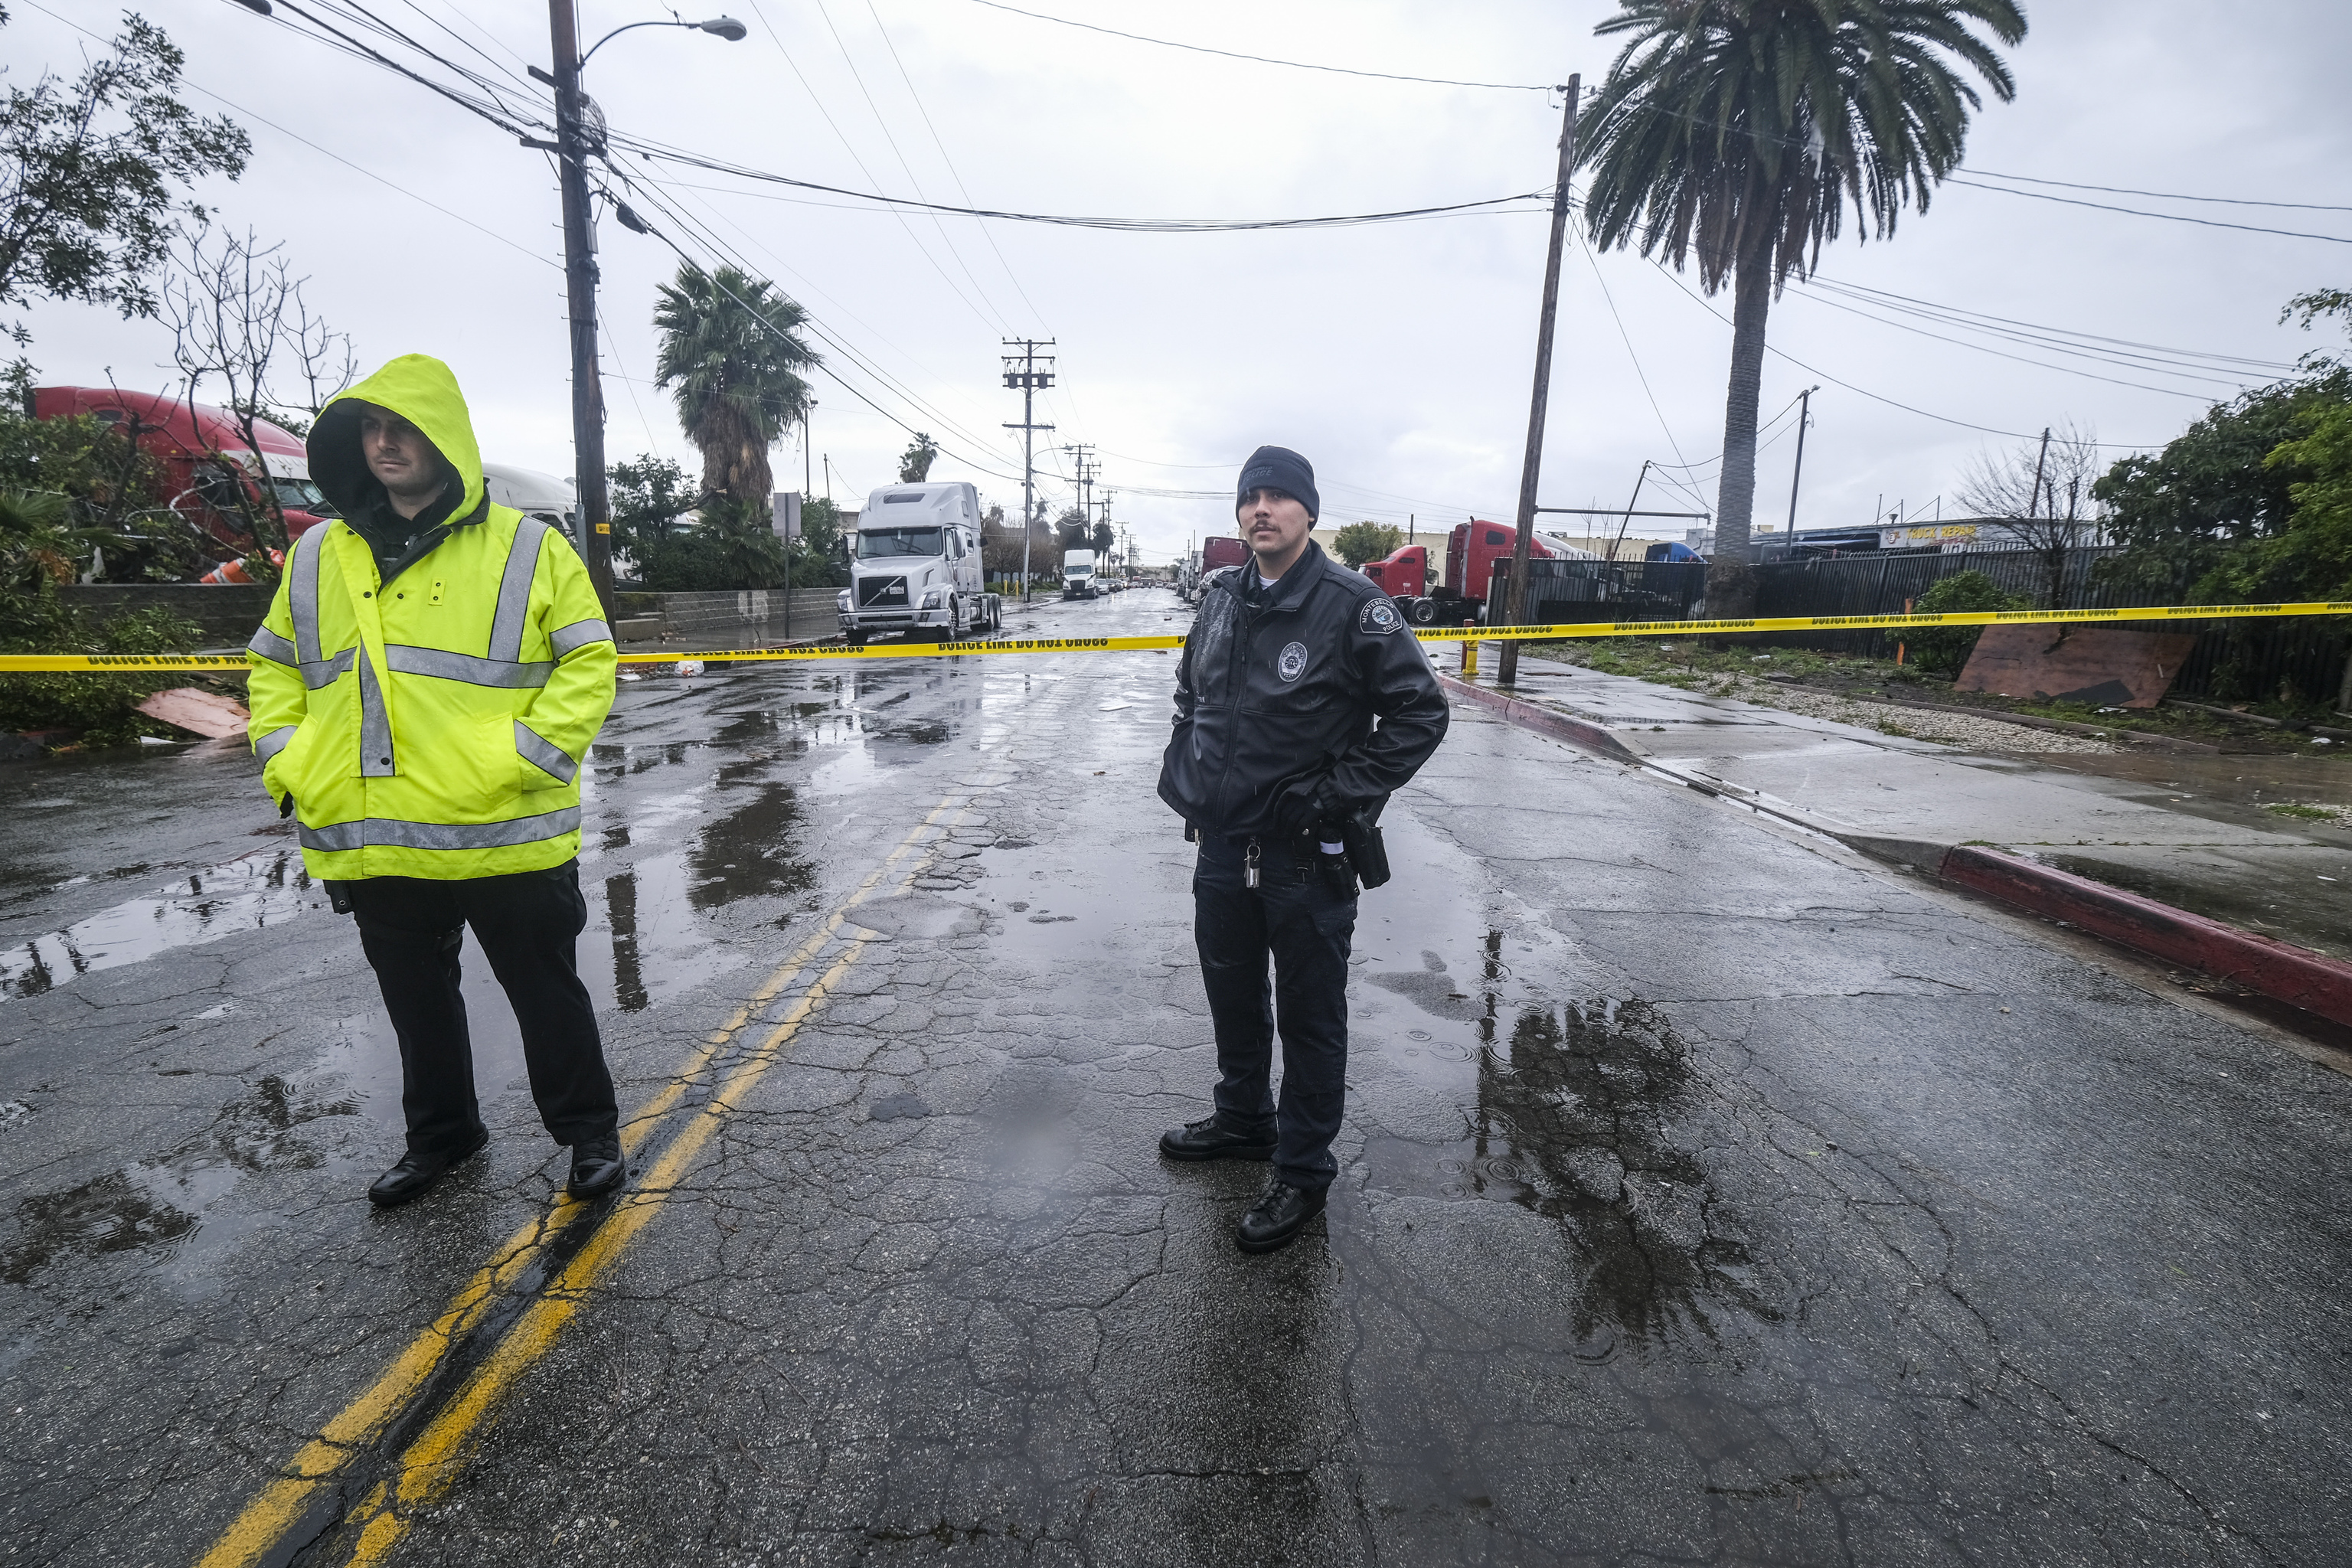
[1157,541,1449,840]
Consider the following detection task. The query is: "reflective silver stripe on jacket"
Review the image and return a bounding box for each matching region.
[514,719,577,783]
[549,617,612,657]
[298,805,582,854]
[288,528,325,664]
[386,644,554,688]
[358,646,395,778]
[487,518,551,662]
[254,724,296,765]
[247,626,298,666]
[301,647,356,691]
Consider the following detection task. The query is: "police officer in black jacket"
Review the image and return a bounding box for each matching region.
[1156,446,1449,1252]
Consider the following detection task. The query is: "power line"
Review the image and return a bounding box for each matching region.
[1962,168,2352,215]
[734,0,1014,335]
[620,169,1019,461]
[611,172,1024,473]
[630,219,1027,483]
[25,2,557,270]
[1804,278,2298,375]
[805,0,1012,332]
[605,135,1553,230]
[1783,288,2237,400]
[1945,177,2351,245]
[861,0,1054,335]
[955,0,1552,92]
[1645,260,2164,449]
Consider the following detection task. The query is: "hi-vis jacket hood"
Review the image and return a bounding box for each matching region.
[247,355,616,882]
[307,353,486,525]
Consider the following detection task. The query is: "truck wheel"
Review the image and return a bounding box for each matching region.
[846,631,868,648]
[1409,598,1440,626]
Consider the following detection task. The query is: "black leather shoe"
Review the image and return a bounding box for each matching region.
[567,1135,627,1198]
[1236,1180,1327,1253]
[1159,1115,1276,1163]
[368,1125,488,1207]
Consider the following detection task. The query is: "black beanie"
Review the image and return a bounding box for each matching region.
[1236,445,1318,522]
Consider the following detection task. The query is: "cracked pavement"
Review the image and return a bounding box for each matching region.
[4,590,2350,1566]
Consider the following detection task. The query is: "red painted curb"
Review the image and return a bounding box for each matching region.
[1939,844,2352,1027]
[1436,674,1644,763]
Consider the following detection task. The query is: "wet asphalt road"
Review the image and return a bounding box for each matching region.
[5,588,2351,1566]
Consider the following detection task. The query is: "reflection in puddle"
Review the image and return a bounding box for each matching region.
[690,779,815,910]
[605,871,651,1011]
[0,1074,358,1283]
[1470,995,1774,1350]
[0,851,323,1001]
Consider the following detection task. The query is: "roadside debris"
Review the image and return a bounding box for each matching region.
[135,688,250,740]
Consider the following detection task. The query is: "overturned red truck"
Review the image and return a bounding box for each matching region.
[34,387,335,580]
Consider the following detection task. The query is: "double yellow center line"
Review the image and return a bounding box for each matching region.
[195,796,962,1568]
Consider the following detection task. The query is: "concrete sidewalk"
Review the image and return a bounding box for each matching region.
[1455,650,2352,972]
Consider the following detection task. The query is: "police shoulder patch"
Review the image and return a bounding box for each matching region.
[1359,596,1403,635]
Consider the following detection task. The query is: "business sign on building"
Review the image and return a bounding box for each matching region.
[1882,523,1980,549]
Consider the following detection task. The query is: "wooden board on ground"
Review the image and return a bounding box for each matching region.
[1956,625,2197,709]
[137,686,251,739]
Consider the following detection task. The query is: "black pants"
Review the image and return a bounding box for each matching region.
[1193,834,1359,1192]
[342,861,619,1157]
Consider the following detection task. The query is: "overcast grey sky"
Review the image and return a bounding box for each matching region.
[15,0,2350,563]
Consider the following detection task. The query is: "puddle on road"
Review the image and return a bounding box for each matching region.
[0,851,325,1001]
[1351,820,1772,1357]
[0,1073,360,1285]
[689,772,816,910]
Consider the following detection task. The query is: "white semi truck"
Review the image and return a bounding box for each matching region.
[835,480,1002,645]
[1063,547,1099,600]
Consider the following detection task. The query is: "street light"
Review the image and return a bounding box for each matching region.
[581,15,746,66]
[539,5,745,620]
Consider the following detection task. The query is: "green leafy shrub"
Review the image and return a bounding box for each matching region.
[0,601,206,746]
[1906,570,2027,675]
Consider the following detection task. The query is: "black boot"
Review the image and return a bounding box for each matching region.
[1236,1180,1327,1253]
[368,1125,488,1207]
[1159,1114,1276,1163]
[568,1133,627,1198]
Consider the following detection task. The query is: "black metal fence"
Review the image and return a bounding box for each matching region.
[1748,548,2350,705]
[1493,557,1710,623]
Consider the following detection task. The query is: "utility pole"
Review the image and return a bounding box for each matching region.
[544,0,613,622]
[1783,385,1818,552]
[1499,76,1581,688]
[2028,425,2053,520]
[1001,339,1054,598]
[1063,445,1098,528]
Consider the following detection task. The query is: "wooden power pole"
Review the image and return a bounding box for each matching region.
[1499,77,1581,688]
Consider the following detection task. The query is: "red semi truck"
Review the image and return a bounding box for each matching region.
[33,387,336,575]
[1363,521,1599,625]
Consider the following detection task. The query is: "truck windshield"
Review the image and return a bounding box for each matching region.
[270,476,334,514]
[858,527,942,559]
[1068,564,1091,576]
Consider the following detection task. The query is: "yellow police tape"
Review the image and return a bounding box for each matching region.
[3,599,2350,674]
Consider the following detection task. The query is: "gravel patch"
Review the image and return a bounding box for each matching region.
[1713,675,2118,754]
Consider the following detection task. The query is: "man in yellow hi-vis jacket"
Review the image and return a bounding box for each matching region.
[245,354,625,1207]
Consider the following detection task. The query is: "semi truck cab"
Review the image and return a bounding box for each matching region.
[835,480,1002,645]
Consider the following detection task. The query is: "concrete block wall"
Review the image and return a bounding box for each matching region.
[54,584,273,648]
[49,583,844,651]
[642,588,843,645]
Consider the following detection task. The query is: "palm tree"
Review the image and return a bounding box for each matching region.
[652,262,820,504]
[1577,0,2026,609]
